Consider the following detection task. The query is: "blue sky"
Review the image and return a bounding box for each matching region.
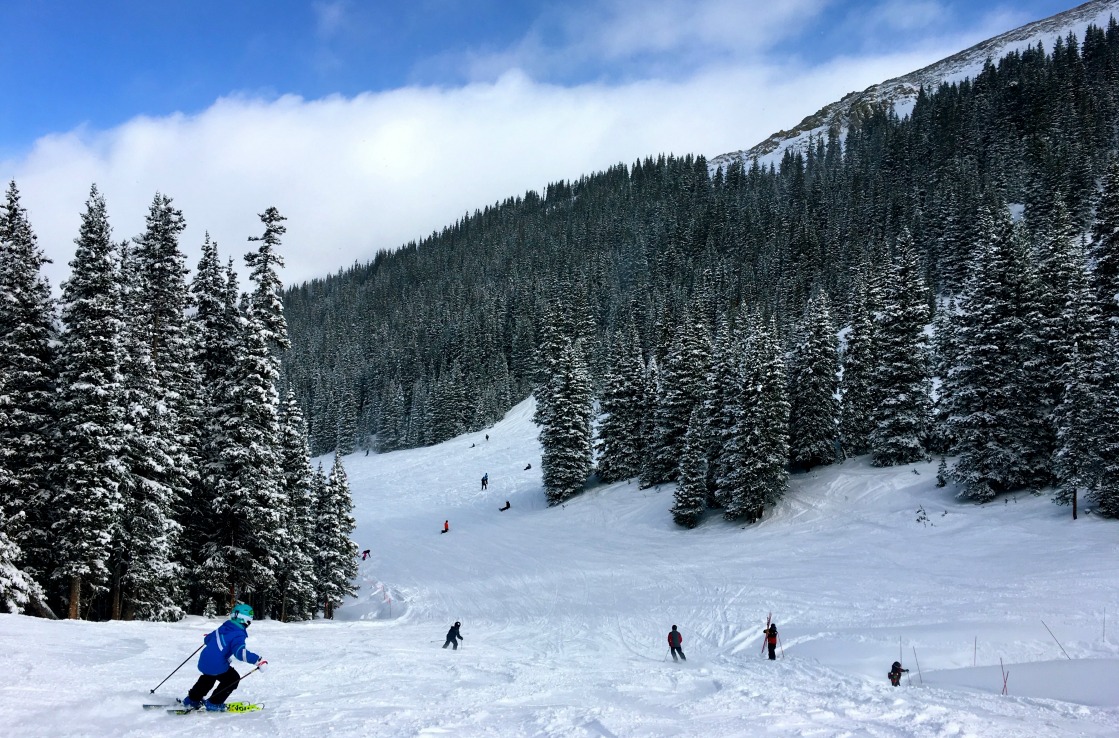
[0,0,1096,288]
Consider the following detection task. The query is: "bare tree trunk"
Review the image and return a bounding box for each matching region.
[68,576,81,620]
[1073,488,1078,521]
[110,569,122,621]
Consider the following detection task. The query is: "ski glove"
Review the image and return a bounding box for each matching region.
[257,659,268,670]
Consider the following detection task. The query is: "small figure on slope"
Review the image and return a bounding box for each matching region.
[763,623,779,660]
[888,661,909,686]
[499,500,510,511]
[443,621,464,650]
[481,473,489,490]
[668,625,686,662]
[182,603,267,712]
[441,520,450,534]
[524,463,531,470]
[361,549,370,560]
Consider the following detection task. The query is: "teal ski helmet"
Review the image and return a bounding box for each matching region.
[231,603,254,627]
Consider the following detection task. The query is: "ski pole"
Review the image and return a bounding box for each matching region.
[150,644,204,693]
[912,646,923,685]
[1041,620,1071,660]
[664,648,669,662]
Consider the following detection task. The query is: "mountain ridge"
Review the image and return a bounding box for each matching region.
[711,0,1119,171]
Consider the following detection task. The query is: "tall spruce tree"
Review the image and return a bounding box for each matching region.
[947,208,1046,500]
[0,181,58,583]
[538,340,594,505]
[595,325,647,483]
[275,391,319,620]
[787,292,839,470]
[315,454,358,619]
[671,407,708,528]
[838,276,879,457]
[642,314,710,486]
[868,231,931,466]
[723,322,790,522]
[52,186,127,619]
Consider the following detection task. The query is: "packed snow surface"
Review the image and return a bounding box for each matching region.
[3,397,1118,736]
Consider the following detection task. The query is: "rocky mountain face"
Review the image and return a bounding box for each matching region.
[710,0,1119,171]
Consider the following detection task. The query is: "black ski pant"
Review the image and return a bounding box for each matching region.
[767,644,777,660]
[670,646,686,662]
[443,638,459,650]
[187,667,240,704]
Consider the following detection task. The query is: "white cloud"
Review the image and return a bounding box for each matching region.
[2,40,971,293]
[313,0,349,39]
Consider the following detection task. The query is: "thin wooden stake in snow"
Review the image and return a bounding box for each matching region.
[973,636,976,667]
[1000,657,1009,695]
[1041,620,1072,660]
[912,646,923,684]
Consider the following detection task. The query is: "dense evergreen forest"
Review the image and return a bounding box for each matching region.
[285,21,1119,520]
[0,195,357,620]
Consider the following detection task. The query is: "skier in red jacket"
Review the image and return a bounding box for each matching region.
[668,625,686,662]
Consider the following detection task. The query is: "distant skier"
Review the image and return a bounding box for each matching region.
[485,434,489,441]
[361,549,370,560]
[888,661,909,686]
[441,520,449,534]
[181,603,266,712]
[481,473,488,490]
[499,501,510,511]
[668,625,686,662]
[763,623,779,660]
[443,621,464,649]
[524,463,531,470]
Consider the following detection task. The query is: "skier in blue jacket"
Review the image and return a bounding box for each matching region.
[182,603,267,711]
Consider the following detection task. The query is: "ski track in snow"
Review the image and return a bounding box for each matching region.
[2,397,1119,737]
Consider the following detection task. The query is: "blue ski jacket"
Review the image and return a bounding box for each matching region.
[197,619,262,675]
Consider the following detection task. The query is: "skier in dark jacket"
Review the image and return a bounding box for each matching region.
[443,621,464,649]
[182,603,266,712]
[481,473,488,490]
[763,623,779,660]
[668,625,686,662]
[888,661,909,686]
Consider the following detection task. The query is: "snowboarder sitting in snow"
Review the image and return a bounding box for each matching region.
[888,661,909,686]
[524,463,531,470]
[441,520,449,534]
[763,623,779,660]
[499,501,510,511]
[668,625,686,662]
[443,621,464,649]
[182,603,266,712]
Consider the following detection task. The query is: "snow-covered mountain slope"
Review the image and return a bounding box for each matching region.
[2,397,1119,736]
[711,0,1119,172]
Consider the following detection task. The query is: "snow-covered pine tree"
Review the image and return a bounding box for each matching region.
[838,274,879,458]
[245,207,291,357]
[724,321,790,522]
[187,241,241,612]
[947,207,1046,500]
[787,291,839,470]
[210,297,285,611]
[0,181,58,584]
[642,313,710,486]
[120,193,200,618]
[315,453,358,619]
[52,186,126,619]
[868,230,931,466]
[595,324,646,483]
[274,390,318,620]
[671,406,708,528]
[1090,157,1119,328]
[704,316,742,508]
[1052,245,1104,518]
[539,340,594,505]
[0,507,45,614]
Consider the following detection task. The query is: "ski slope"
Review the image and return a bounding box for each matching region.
[2,397,1118,737]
